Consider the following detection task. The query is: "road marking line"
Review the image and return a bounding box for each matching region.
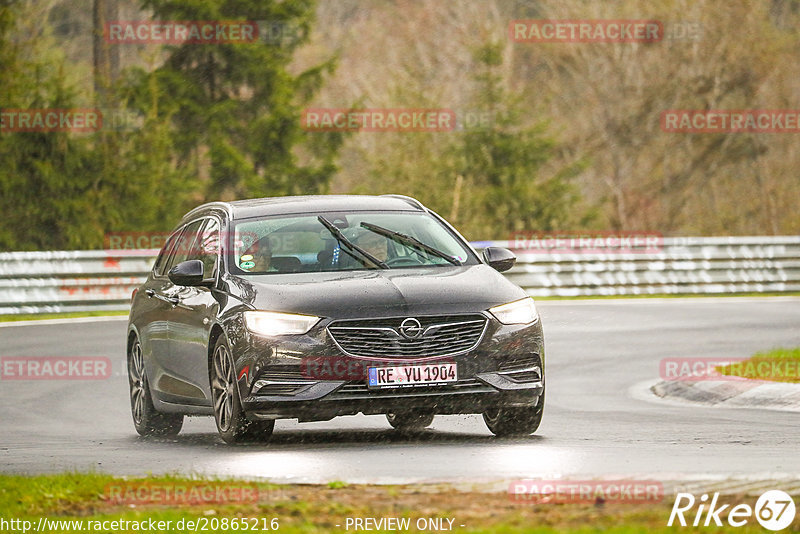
[0,316,128,328]
[538,296,800,306]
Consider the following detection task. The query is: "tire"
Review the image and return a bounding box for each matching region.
[210,336,274,444]
[386,411,434,432]
[483,392,544,437]
[128,336,183,437]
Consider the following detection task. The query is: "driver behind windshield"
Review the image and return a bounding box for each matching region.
[355,230,389,263]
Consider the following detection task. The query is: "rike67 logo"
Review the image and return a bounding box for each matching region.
[669,490,796,530]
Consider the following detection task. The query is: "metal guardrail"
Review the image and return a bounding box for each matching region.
[0,250,156,315]
[486,236,800,298]
[1,236,799,314]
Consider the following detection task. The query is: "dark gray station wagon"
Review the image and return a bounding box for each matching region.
[127,195,544,443]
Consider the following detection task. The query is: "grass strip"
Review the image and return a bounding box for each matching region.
[0,473,789,533]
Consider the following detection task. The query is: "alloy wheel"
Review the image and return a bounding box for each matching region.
[212,344,236,432]
[129,340,146,425]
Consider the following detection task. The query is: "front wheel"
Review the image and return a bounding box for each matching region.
[128,337,183,437]
[483,393,544,437]
[211,336,274,444]
[386,412,434,432]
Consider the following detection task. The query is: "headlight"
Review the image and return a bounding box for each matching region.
[243,311,320,336]
[489,297,539,325]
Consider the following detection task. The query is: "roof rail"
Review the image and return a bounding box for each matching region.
[181,201,233,221]
[380,194,426,210]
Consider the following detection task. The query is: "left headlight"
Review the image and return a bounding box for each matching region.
[489,297,539,325]
[243,310,321,336]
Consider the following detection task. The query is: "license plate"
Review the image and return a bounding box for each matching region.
[367,363,457,388]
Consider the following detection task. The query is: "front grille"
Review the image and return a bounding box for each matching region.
[327,314,488,358]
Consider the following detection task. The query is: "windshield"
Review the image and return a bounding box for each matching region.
[228,211,477,275]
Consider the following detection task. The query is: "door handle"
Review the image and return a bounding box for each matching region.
[145,289,180,306]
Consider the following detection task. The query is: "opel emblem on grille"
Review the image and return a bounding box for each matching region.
[399,318,423,339]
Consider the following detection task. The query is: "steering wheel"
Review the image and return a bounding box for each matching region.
[385,256,423,267]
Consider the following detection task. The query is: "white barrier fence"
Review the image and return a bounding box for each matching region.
[0,250,156,315]
[487,236,800,298]
[1,236,799,314]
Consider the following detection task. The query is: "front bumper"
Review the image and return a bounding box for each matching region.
[242,371,543,422]
[231,313,545,422]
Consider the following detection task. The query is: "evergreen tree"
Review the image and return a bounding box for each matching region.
[136,0,343,201]
[447,42,585,239]
[0,2,103,250]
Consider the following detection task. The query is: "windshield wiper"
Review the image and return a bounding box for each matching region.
[317,216,388,269]
[360,222,461,266]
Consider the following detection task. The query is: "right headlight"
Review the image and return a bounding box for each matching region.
[489,297,539,325]
[243,310,320,336]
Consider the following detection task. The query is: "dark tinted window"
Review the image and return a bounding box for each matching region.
[164,220,204,273]
[153,229,183,277]
[193,217,220,279]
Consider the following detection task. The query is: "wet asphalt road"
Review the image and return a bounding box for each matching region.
[1,297,799,484]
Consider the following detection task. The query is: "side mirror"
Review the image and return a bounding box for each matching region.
[483,247,516,273]
[168,259,206,286]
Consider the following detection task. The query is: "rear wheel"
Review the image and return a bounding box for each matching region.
[211,336,274,444]
[483,392,544,437]
[386,411,434,432]
[128,337,183,437]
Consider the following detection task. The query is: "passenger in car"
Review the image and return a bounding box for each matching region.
[356,231,389,263]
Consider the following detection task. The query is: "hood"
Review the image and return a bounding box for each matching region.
[223,265,527,319]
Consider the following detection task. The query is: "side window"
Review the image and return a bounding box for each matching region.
[164,220,204,273]
[193,218,220,279]
[153,229,183,277]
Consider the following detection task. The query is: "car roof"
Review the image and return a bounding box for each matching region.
[181,195,427,223]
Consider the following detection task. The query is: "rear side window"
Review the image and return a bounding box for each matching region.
[153,229,182,277]
[163,220,204,274]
